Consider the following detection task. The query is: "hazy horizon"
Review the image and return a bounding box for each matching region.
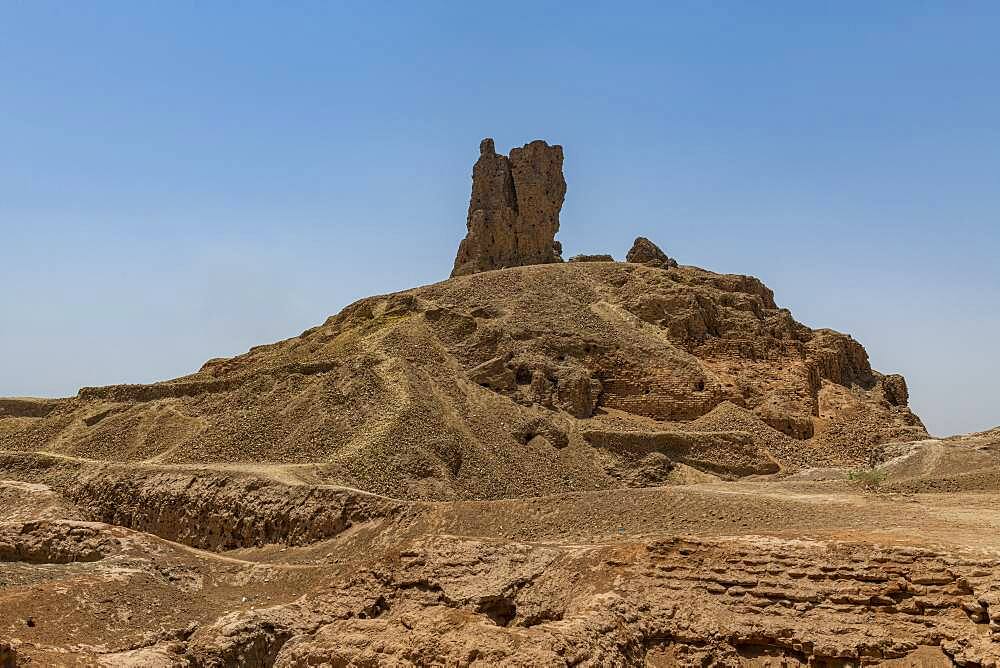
[2,3,998,437]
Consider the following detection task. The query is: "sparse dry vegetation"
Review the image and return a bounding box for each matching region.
[848,466,887,490]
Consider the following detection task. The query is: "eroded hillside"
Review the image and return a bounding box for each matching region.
[1,261,924,501]
[1,138,994,667]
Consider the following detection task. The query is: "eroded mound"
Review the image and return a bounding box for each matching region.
[3,136,995,667]
[0,262,925,500]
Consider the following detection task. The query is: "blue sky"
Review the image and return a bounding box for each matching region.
[1,2,997,436]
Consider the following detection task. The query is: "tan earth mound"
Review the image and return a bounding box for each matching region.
[0,261,924,500]
[2,138,994,666]
[0,139,925,501]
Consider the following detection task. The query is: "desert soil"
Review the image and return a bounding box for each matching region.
[1,430,999,666]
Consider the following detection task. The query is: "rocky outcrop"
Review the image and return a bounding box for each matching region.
[200,534,1000,667]
[451,138,566,276]
[883,373,909,406]
[580,428,778,477]
[627,236,678,268]
[50,463,403,551]
[0,520,114,563]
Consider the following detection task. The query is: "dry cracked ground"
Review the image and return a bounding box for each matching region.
[2,262,999,666]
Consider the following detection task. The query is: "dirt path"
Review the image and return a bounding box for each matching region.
[32,449,399,499]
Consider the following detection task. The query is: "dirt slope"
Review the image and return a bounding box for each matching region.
[1,260,998,666]
[0,262,924,501]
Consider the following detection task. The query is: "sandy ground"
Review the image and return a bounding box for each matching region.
[2,434,999,666]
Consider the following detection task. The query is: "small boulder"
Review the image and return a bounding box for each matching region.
[626,237,677,268]
[882,374,909,406]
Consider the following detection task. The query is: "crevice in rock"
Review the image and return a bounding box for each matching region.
[477,595,517,627]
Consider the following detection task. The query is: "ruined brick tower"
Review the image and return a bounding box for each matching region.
[451,138,566,277]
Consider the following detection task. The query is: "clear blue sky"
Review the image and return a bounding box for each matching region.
[2,2,998,436]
